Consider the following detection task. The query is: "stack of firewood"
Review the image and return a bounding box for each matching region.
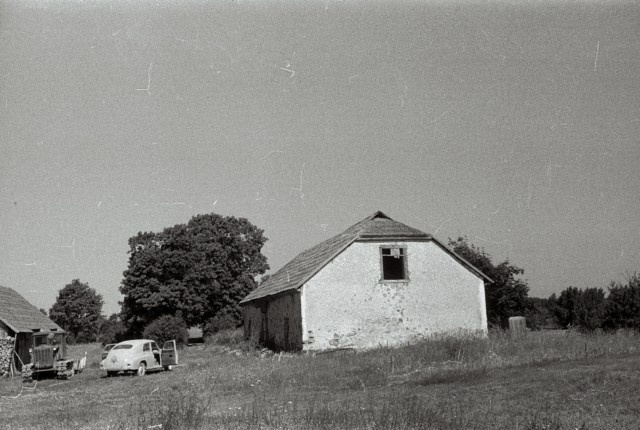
[55,360,74,379]
[21,364,33,383]
[0,337,14,377]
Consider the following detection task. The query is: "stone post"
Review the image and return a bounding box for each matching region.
[509,316,527,338]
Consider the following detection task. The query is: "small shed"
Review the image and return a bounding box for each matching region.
[0,286,64,370]
[187,327,204,344]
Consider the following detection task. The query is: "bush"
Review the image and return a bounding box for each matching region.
[603,274,640,330]
[143,315,189,346]
[202,311,238,337]
[553,287,606,331]
[574,288,606,331]
[205,328,246,346]
[97,315,127,344]
[524,297,559,330]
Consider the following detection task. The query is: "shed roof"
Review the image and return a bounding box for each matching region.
[0,286,63,333]
[241,211,491,304]
[188,327,203,339]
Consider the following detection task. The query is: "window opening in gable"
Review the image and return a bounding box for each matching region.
[381,246,407,280]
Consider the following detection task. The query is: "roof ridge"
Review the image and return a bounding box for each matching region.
[241,211,431,303]
[241,212,492,304]
[338,210,388,234]
[358,217,431,239]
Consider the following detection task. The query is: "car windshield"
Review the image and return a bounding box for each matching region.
[113,344,134,350]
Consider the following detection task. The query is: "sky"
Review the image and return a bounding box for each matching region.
[1,0,639,316]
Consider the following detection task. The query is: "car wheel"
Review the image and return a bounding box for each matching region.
[163,365,173,371]
[137,362,146,377]
[107,371,118,377]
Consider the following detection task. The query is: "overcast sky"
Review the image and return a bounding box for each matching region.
[1,0,639,315]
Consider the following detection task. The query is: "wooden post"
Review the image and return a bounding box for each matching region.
[509,316,527,338]
[11,335,18,377]
[13,350,24,368]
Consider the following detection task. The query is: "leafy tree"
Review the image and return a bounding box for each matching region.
[143,315,188,346]
[49,279,104,343]
[120,213,269,335]
[554,287,607,331]
[97,314,127,345]
[603,274,640,330]
[547,292,559,319]
[554,286,581,328]
[203,308,238,337]
[524,297,559,330]
[574,288,606,331]
[448,237,529,328]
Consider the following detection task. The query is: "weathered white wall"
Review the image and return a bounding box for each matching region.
[302,241,487,350]
[243,292,302,351]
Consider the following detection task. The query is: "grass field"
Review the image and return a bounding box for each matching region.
[1,330,639,429]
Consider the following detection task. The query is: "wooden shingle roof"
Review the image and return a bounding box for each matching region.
[241,211,490,304]
[0,286,63,333]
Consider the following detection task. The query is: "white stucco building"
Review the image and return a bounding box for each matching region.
[240,211,491,351]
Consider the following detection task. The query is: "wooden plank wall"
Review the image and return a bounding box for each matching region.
[15,333,32,370]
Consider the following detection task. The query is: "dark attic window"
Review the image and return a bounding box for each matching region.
[380,246,408,281]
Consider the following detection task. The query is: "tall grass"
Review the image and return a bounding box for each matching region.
[2,330,636,429]
[103,329,639,429]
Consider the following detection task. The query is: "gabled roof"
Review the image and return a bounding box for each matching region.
[241,211,491,304]
[0,286,63,333]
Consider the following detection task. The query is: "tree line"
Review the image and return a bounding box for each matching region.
[524,275,640,332]
[450,236,640,332]
[45,215,640,345]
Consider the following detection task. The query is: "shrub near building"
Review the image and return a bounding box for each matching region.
[143,315,189,347]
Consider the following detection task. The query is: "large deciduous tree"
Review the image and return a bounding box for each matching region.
[49,279,104,343]
[120,213,269,335]
[448,237,529,328]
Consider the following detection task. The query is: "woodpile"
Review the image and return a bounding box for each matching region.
[55,360,74,379]
[20,359,75,382]
[0,337,14,377]
[22,364,33,383]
